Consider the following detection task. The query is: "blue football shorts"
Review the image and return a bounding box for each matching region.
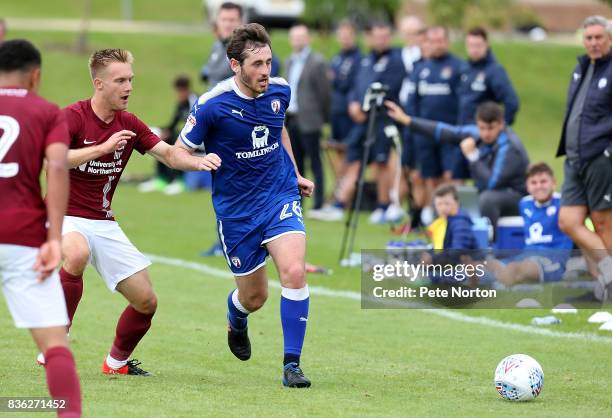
[217,197,306,276]
[500,252,569,282]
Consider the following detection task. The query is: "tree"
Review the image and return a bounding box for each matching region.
[302,0,401,30]
[427,0,514,30]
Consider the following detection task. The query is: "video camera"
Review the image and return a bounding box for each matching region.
[362,82,389,113]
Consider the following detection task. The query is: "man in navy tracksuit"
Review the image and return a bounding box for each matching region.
[454,27,520,180]
[320,21,406,224]
[406,26,467,208]
[556,15,612,301]
[386,100,529,228]
[458,27,519,126]
[329,20,362,145]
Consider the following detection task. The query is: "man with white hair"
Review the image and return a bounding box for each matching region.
[557,15,612,302]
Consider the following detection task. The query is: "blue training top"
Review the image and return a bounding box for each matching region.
[519,193,573,250]
[180,77,299,220]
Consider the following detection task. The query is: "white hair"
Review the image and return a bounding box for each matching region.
[583,15,612,35]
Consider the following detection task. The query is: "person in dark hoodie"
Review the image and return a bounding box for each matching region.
[454,27,520,180]
[556,15,612,301]
[421,184,479,287]
[427,183,477,250]
[458,27,519,127]
[385,100,529,228]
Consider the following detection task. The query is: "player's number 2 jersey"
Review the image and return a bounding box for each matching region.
[0,88,70,247]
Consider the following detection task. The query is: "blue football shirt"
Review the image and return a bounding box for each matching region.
[519,193,573,250]
[180,77,299,220]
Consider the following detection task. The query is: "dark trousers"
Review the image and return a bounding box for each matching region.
[479,189,523,227]
[287,115,324,209]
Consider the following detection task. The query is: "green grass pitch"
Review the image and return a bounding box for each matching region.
[0,20,610,418]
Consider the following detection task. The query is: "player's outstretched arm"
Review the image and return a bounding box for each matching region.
[36,143,69,281]
[385,100,411,125]
[148,141,221,171]
[281,126,314,197]
[67,129,135,168]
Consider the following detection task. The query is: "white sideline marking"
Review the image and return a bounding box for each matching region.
[147,254,612,345]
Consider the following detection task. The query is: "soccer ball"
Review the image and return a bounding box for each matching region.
[494,354,544,401]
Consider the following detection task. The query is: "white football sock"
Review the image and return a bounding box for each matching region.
[598,256,612,285]
[106,354,127,369]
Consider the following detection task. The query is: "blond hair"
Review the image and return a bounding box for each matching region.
[88,48,133,79]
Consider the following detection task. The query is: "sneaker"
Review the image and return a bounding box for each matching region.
[313,205,344,222]
[227,321,251,361]
[163,180,186,195]
[420,206,435,226]
[36,352,45,366]
[368,208,386,224]
[306,207,325,220]
[384,204,405,224]
[199,242,224,257]
[102,359,152,376]
[594,278,612,303]
[138,178,167,193]
[282,362,311,388]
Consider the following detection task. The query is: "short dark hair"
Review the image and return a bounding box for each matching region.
[0,39,41,73]
[226,23,271,64]
[173,74,191,89]
[219,2,243,18]
[336,19,356,32]
[526,162,555,179]
[467,26,488,41]
[369,20,392,32]
[434,183,459,202]
[428,25,449,38]
[475,101,504,123]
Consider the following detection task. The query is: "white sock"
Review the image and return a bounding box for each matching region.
[598,256,612,285]
[232,289,250,314]
[106,354,127,369]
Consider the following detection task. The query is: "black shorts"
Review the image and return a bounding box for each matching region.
[561,153,612,211]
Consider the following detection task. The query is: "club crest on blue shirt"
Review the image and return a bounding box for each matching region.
[441,66,453,80]
[231,256,241,268]
[598,77,607,89]
[271,99,281,114]
[183,114,197,134]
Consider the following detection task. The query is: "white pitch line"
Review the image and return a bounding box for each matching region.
[146,254,612,345]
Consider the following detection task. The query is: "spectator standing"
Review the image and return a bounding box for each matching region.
[406,26,467,219]
[321,20,361,187]
[317,22,406,224]
[201,2,279,89]
[285,24,330,211]
[453,27,520,180]
[397,15,427,229]
[557,15,612,300]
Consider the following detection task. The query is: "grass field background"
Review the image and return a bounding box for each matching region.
[2,0,207,22]
[0,8,611,418]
